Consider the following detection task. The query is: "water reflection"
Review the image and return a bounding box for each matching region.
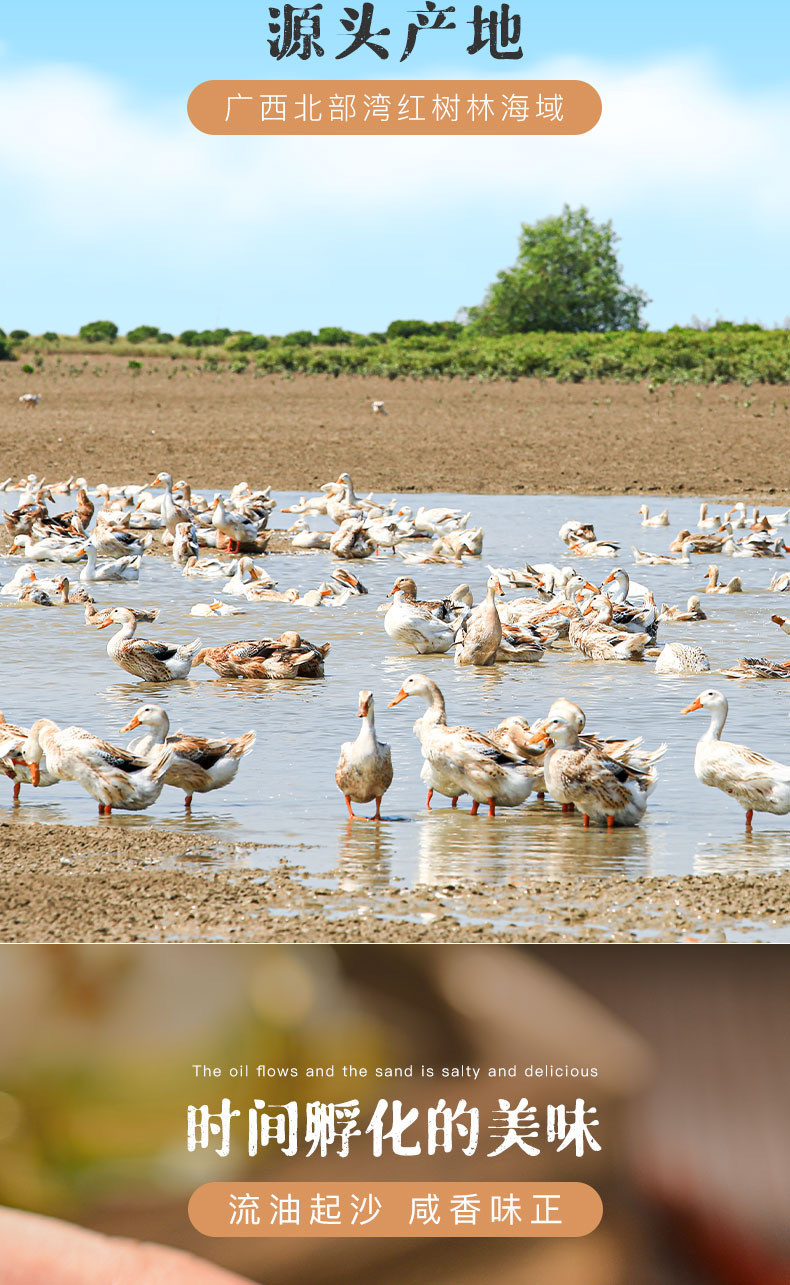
[2,489,790,886]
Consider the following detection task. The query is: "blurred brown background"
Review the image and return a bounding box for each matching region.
[0,945,787,1285]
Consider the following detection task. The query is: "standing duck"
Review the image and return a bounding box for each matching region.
[120,703,255,808]
[335,690,393,820]
[681,689,790,827]
[529,715,659,827]
[23,718,174,814]
[388,674,537,815]
[454,576,503,667]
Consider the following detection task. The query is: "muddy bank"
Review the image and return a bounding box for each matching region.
[1,359,789,498]
[1,823,788,944]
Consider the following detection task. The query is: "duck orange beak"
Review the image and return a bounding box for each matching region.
[526,729,549,746]
[602,571,616,585]
[30,763,40,786]
[97,617,114,629]
[120,715,141,732]
[357,699,370,718]
[388,689,409,707]
[681,698,703,715]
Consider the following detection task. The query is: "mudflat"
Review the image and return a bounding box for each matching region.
[1,357,788,497]
[1,824,787,945]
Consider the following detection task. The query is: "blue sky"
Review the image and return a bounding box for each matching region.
[2,1,789,335]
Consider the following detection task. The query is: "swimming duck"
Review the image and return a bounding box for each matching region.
[80,545,141,582]
[654,642,711,674]
[335,690,393,820]
[632,540,694,566]
[638,505,669,527]
[659,595,707,622]
[704,566,742,594]
[383,591,456,654]
[120,703,255,808]
[99,607,202,681]
[681,689,790,826]
[193,632,330,679]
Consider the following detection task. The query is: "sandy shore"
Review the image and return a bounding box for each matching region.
[2,358,789,497]
[1,823,787,944]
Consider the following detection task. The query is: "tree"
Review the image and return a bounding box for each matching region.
[126,325,160,342]
[79,320,118,343]
[469,206,649,335]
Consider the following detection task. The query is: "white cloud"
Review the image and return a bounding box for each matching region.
[1,53,788,237]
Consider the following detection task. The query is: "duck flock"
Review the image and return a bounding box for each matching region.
[2,471,790,830]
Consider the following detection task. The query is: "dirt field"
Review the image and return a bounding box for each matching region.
[1,824,787,944]
[1,356,789,497]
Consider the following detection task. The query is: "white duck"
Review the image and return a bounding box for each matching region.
[681,689,790,827]
[100,608,202,681]
[638,505,669,527]
[8,534,86,562]
[120,703,255,808]
[80,544,141,582]
[529,716,658,827]
[23,718,174,814]
[388,674,537,815]
[384,591,456,654]
[335,690,393,820]
[654,642,711,674]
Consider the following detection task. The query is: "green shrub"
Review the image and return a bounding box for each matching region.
[126,325,160,342]
[10,329,30,340]
[79,320,118,343]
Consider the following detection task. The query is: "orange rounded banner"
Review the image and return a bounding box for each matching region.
[189,1181,603,1237]
[188,80,601,135]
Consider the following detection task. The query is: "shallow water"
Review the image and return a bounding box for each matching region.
[3,491,790,889]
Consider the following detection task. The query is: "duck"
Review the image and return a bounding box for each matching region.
[182,555,236,580]
[193,632,330,679]
[223,557,276,597]
[671,528,728,554]
[632,540,694,566]
[638,505,669,526]
[599,576,658,638]
[150,472,194,535]
[704,565,742,594]
[600,567,652,603]
[22,717,174,814]
[388,674,537,815]
[654,642,711,674]
[550,598,649,661]
[211,495,263,552]
[172,522,200,564]
[120,703,255,808]
[383,591,456,655]
[89,525,149,559]
[0,713,60,801]
[8,533,86,562]
[659,595,707,622]
[681,689,790,826]
[329,518,375,560]
[433,527,484,559]
[335,690,393,820]
[769,571,790,593]
[99,607,202,681]
[0,565,36,597]
[287,520,332,550]
[326,474,365,525]
[568,537,620,558]
[696,502,723,530]
[719,657,790,681]
[454,576,503,667]
[722,536,784,559]
[771,614,790,636]
[55,576,94,605]
[528,716,659,827]
[84,602,160,627]
[190,601,246,616]
[80,544,141,582]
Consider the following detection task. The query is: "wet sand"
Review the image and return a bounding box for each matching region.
[1,824,788,944]
[2,358,789,498]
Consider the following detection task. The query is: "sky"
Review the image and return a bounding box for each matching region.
[1,0,789,335]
